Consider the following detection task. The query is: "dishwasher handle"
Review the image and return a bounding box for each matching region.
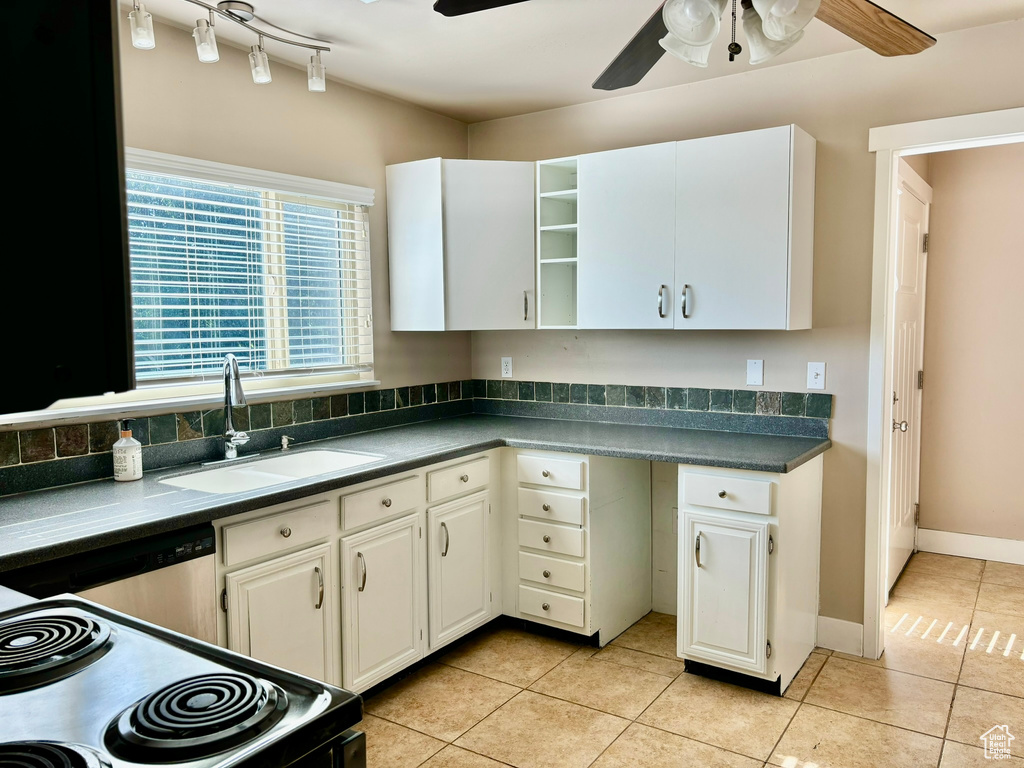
[69,554,149,591]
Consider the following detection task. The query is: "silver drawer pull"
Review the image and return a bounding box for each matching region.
[542,535,551,543]
[357,552,367,592]
[381,497,392,508]
[718,490,727,499]
[542,503,551,512]
[280,526,292,538]
[314,566,324,610]
[542,570,551,578]
[541,470,551,478]
[441,521,450,557]
[460,474,470,483]
[542,602,550,611]
[695,533,702,568]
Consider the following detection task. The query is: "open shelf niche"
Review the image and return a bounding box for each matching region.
[537,157,578,327]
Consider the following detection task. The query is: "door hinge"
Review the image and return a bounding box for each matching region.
[766,640,772,659]
[489,504,492,515]
[420,629,423,640]
[489,591,493,603]
[419,527,422,539]
[917,370,924,390]
[768,535,775,555]
[922,233,929,253]
[914,503,920,524]
[220,588,228,613]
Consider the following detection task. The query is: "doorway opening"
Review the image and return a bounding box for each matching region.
[864,107,1024,661]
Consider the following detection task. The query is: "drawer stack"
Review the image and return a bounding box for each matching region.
[515,452,590,633]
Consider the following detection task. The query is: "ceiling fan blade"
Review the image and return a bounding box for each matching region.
[816,0,935,56]
[592,4,668,91]
[433,0,532,17]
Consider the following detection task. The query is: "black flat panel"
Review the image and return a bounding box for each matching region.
[0,0,133,415]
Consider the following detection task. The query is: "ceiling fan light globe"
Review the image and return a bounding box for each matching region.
[663,0,728,46]
[659,33,712,67]
[752,0,819,41]
[743,4,804,64]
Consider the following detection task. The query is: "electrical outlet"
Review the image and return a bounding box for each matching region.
[501,357,513,378]
[807,362,826,390]
[746,359,764,387]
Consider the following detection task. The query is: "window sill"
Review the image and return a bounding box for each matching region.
[0,379,381,430]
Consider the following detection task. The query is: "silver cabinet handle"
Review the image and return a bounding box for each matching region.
[542,602,550,611]
[524,290,529,321]
[718,490,727,499]
[542,503,551,512]
[695,533,702,568]
[356,552,367,592]
[657,285,668,318]
[681,284,691,319]
[441,521,450,557]
[314,565,324,609]
[542,535,551,543]
[541,470,550,478]
[542,570,551,578]
[893,419,909,433]
[460,474,470,483]
[381,497,392,508]
[280,526,292,538]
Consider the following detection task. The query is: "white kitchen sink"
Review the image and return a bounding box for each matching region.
[159,450,383,493]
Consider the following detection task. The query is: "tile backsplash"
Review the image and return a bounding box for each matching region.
[0,379,831,496]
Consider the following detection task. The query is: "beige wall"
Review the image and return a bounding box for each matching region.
[119,19,472,390]
[468,21,1024,623]
[918,143,1024,540]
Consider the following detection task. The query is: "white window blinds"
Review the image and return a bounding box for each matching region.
[125,168,373,382]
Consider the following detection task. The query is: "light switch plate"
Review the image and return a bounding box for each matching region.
[807,362,826,390]
[501,357,513,378]
[746,359,764,387]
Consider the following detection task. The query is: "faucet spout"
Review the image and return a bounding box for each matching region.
[222,353,250,460]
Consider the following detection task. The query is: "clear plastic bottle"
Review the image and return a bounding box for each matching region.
[113,419,143,482]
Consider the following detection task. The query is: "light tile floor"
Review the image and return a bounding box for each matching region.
[358,554,1024,767]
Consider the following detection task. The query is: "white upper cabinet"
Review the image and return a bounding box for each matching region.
[577,143,676,329]
[674,125,815,330]
[387,158,536,331]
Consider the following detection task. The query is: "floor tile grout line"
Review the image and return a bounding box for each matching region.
[793,651,830,703]
[825,646,965,686]
[625,720,783,764]
[795,699,952,742]
[766,698,804,764]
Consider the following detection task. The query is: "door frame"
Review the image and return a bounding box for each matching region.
[863,107,1024,661]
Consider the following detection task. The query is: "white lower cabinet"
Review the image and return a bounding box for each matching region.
[680,513,768,674]
[224,543,336,683]
[676,456,823,693]
[427,491,491,650]
[340,512,425,692]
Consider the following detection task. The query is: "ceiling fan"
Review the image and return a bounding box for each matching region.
[432,0,936,91]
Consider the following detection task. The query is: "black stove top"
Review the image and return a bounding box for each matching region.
[0,598,362,768]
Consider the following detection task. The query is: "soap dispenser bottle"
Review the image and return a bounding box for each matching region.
[113,419,143,482]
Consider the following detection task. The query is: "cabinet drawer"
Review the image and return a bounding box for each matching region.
[519,585,585,628]
[223,501,333,566]
[342,476,423,531]
[518,519,585,558]
[519,552,585,592]
[427,457,490,503]
[517,488,585,526]
[683,472,772,516]
[517,454,584,490]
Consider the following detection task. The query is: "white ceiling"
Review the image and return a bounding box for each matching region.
[141,0,1024,123]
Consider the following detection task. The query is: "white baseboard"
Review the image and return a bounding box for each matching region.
[817,616,864,656]
[917,529,1024,565]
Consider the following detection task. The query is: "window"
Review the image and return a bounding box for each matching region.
[124,152,373,383]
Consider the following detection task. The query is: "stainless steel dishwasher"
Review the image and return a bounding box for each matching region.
[0,524,218,644]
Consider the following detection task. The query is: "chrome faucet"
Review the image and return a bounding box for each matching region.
[222,353,250,460]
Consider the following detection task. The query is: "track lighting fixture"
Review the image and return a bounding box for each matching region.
[193,12,220,63]
[129,0,329,92]
[129,1,156,50]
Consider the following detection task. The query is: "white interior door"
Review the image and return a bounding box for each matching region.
[577,143,676,329]
[428,492,490,649]
[886,162,931,593]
